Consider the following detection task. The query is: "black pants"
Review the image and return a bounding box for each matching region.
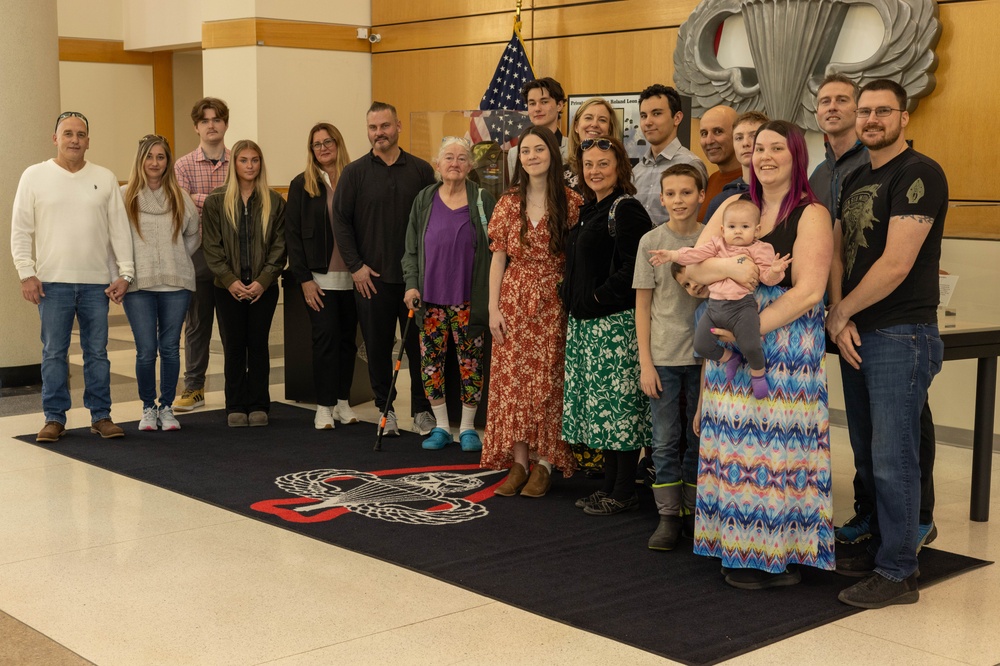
[214,285,278,414]
[307,289,358,406]
[354,278,430,415]
[853,400,935,524]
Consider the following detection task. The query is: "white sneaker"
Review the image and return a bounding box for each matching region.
[158,405,181,431]
[333,402,359,424]
[138,407,158,431]
[382,410,400,437]
[413,410,436,436]
[314,405,335,430]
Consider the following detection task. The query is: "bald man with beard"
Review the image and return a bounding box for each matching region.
[697,105,742,221]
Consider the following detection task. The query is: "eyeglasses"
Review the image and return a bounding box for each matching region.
[855,107,904,118]
[581,138,613,151]
[55,111,89,132]
[311,138,337,151]
[139,134,167,145]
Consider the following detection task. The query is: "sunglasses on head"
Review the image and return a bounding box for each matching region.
[580,138,613,151]
[55,111,89,132]
[139,134,167,145]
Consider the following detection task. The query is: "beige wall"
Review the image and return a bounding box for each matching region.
[122,0,201,50]
[59,61,154,180]
[57,0,122,39]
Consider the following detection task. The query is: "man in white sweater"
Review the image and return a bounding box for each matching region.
[10,112,135,442]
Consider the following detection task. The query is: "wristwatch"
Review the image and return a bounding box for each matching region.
[121,275,135,285]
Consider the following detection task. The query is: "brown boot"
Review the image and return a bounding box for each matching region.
[520,463,552,498]
[90,418,124,439]
[494,463,528,496]
[36,421,66,443]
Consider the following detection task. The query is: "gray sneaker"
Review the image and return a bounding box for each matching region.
[158,405,181,431]
[413,410,436,436]
[383,410,400,437]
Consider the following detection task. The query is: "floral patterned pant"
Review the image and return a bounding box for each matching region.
[419,302,484,405]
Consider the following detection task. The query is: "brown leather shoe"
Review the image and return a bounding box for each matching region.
[520,463,552,498]
[494,463,528,496]
[90,418,125,439]
[36,421,66,443]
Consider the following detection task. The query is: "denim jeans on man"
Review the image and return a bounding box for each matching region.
[122,289,192,409]
[840,323,943,581]
[651,364,702,485]
[37,282,112,424]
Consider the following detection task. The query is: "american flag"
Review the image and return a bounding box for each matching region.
[468,21,534,151]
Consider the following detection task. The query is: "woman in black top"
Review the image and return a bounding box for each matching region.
[285,123,358,431]
[561,135,653,515]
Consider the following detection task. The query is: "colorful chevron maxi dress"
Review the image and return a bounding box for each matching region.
[693,204,836,573]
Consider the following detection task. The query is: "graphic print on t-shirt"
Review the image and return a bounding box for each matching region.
[841,183,880,277]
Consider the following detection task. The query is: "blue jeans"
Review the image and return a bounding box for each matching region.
[650,365,702,485]
[123,289,192,409]
[37,283,112,424]
[840,323,943,581]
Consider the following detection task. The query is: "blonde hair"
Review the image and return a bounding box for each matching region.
[223,139,272,234]
[569,98,621,177]
[303,123,351,197]
[124,135,186,242]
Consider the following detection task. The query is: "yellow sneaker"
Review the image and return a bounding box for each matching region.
[174,388,205,412]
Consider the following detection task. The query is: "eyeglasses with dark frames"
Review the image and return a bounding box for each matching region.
[311,138,337,151]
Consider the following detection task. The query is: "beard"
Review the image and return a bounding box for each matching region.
[860,123,901,151]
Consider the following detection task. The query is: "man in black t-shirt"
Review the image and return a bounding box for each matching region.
[827,80,945,610]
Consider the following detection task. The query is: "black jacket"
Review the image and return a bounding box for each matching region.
[285,172,335,283]
[562,188,651,319]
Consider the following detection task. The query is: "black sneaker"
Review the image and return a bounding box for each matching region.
[835,512,872,544]
[583,494,639,516]
[574,490,607,509]
[835,550,876,578]
[838,572,919,609]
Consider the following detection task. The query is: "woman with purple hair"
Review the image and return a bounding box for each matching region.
[683,120,834,589]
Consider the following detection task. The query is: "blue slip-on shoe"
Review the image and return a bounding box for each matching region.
[422,427,453,450]
[459,429,483,452]
[917,521,938,552]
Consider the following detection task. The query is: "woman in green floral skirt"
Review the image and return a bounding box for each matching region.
[561,135,653,514]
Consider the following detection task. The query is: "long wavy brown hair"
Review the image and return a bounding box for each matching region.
[124,135,187,241]
[303,122,351,197]
[578,134,637,202]
[509,125,569,255]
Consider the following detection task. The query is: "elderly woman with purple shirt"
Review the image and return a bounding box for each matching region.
[402,137,497,452]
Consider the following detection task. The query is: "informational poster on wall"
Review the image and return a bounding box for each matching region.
[567,92,695,165]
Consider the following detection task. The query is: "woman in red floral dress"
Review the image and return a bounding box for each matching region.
[481,126,583,498]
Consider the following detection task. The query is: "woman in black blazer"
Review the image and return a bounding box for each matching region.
[285,122,358,430]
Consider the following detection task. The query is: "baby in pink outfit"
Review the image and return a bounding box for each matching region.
[649,199,791,398]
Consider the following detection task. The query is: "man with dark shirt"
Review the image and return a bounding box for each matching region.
[827,79,946,609]
[810,75,939,549]
[332,102,436,436]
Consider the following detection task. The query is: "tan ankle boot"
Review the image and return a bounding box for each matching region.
[494,463,528,496]
[520,464,552,498]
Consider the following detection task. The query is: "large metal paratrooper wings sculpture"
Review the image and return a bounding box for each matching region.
[673,0,942,128]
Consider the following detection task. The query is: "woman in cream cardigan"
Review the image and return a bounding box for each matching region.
[121,134,200,431]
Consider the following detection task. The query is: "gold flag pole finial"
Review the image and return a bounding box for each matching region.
[515,0,522,26]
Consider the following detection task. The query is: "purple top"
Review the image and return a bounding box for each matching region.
[423,191,474,305]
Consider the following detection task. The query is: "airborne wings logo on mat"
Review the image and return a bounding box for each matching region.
[251,465,506,525]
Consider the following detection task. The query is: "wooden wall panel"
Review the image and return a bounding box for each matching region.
[531,0,698,37]
[905,0,1000,201]
[152,52,175,150]
[373,43,509,151]
[373,0,525,25]
[944,203,1000,239]
[203,19,370,53]
[59,38,153,65]
[372,12,533,52]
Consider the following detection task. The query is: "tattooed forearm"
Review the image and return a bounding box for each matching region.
[895,214,935,225]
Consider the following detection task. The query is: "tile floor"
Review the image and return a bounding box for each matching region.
[0,315,997,666]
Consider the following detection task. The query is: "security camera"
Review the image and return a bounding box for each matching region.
[368,33,381,44]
